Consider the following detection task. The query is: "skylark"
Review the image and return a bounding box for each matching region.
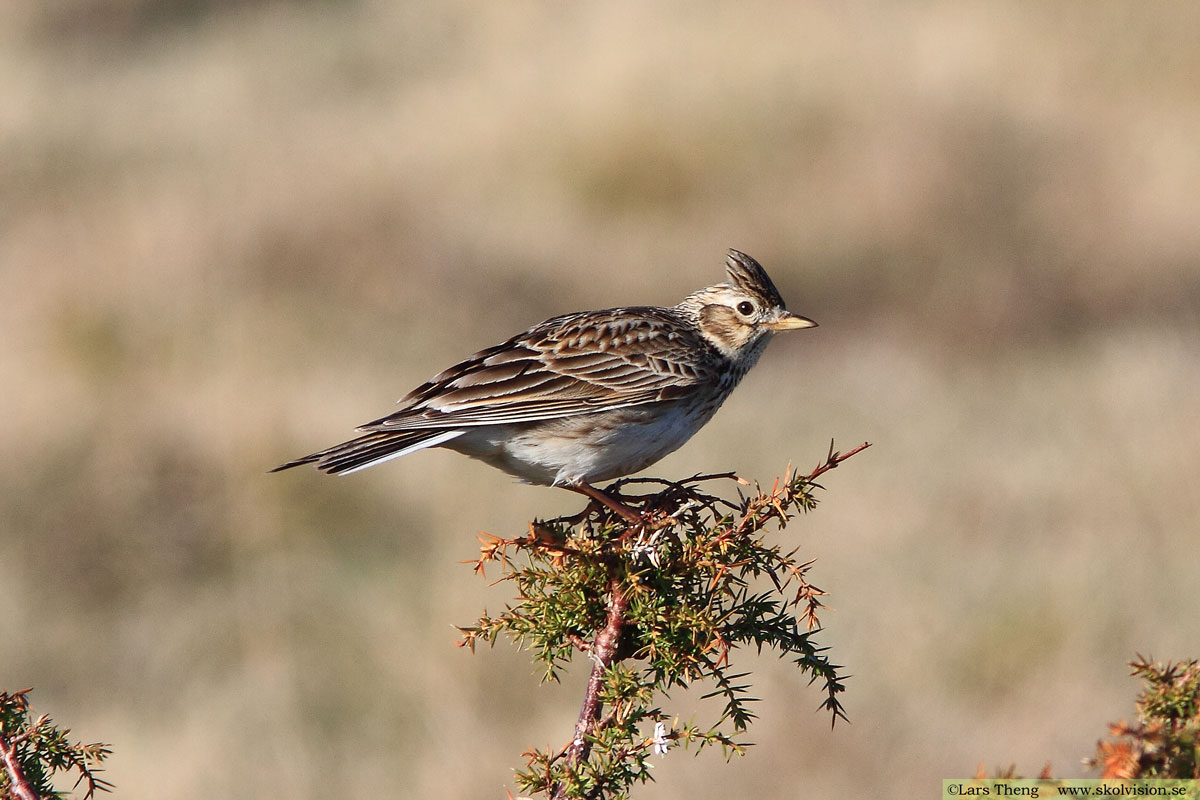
[272,249,816,520]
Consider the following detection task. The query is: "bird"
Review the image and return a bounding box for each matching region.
[271,249,816,522]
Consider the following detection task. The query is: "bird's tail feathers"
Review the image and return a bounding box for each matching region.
[270,429,463,475]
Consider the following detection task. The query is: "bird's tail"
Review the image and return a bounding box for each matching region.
[270,429,464,475]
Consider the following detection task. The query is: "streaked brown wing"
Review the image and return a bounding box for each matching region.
[358,307,716,432]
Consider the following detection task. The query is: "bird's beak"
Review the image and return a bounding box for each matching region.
[765,312,817,331]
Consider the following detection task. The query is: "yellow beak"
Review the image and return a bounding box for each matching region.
[765,312,817,331]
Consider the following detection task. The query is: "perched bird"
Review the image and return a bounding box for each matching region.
[272,249,815,520]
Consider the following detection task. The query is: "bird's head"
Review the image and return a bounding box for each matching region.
[677,249,816,360]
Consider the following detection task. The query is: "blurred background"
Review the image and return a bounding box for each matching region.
[3,2,1199,797]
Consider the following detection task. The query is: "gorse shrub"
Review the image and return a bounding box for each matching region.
[458,443,869,799]
[0,689,111,800]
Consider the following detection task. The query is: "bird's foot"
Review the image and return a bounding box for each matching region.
[568,482,660,529]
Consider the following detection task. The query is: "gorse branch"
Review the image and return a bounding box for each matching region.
[1087,656,1200,780]
[0,689,112,800]
[978,654,1200,782]
[457,442,870,799]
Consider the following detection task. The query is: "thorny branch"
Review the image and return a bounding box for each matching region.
[551,579,631,799]
[458,443,870,799]
[0,688,112,800]
[1,725,40,800]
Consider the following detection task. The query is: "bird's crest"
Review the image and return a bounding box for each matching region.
[724,249,787,309]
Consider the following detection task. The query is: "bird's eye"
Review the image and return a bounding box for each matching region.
[736,301,755,317]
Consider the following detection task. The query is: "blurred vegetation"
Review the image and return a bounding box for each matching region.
[1088,656,1200,780]
[981,655,1200,783]
[2,2,1199,798]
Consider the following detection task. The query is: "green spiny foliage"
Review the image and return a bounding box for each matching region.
[982,655,1200,782]
[1088,656,1200,779]
[0,689,112,800]
[458,443,868,799]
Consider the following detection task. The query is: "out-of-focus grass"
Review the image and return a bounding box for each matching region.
[2,2,1198,798]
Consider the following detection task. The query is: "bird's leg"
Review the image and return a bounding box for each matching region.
[567,482,644,527]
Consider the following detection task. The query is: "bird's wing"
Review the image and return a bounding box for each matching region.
[358,307,717,431]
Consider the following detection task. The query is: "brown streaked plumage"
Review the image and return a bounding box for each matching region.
[272,249,815,515]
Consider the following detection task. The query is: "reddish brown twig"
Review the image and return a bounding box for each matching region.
[550,577,631,799]
[0,693,41,800]
[805,441,872,483]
